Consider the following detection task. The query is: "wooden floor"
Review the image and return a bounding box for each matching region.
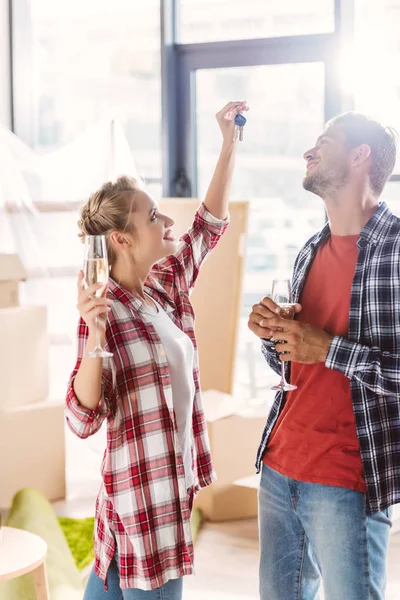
[56,425,400,600]
[184,518,400,600]
[184,519,259,600]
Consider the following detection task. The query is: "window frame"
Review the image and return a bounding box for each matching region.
[160,0,361,196]
[11,0,399,200]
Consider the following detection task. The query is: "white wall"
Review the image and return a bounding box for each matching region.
[0,0,11,128]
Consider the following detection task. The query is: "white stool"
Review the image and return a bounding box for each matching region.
[0,526,49,599]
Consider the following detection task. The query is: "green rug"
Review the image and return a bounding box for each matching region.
[58,517,95,572]
[58,508,204,572]
[191,507,203,541]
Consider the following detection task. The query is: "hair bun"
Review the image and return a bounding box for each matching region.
[77,175,141,258]
[77,206,98,241]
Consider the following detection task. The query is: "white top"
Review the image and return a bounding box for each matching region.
[0,526,47,581]
[144,296,195,488]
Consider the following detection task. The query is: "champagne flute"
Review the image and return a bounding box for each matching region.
[270,278,297,392]
[83,235,113,358]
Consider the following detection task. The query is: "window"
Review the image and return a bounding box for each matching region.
[179,0,334,44]
[383,181,400,216]
[31,0,162,185]
[349,0,400,173]
[195,62,326,402]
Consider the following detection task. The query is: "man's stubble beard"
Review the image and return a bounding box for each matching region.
[302,164,350,199]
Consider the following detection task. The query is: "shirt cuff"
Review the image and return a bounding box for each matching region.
[65,376,106,424]
[261,338,275,349]
[325,335,369,379]
[196,202,230,234]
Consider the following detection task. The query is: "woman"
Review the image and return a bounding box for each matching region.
[65,101,248,599]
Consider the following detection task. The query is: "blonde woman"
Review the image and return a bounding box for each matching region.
[65,101,248,600]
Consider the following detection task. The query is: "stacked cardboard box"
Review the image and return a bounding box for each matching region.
[0,254,65,508]
[194,389,266,521]
[0,253,26,308]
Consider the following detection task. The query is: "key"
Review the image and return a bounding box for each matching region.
[234,113,247,142]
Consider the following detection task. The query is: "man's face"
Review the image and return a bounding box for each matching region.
[302,125,352,197]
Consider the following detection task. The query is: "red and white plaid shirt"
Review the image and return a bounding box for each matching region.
[65,203,229,591]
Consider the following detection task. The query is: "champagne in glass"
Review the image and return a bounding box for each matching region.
[277,303,296,320]
[83,235,113,358]
[84,258,108,298]
[270,278,297,392]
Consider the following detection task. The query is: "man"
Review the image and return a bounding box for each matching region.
[248,112,399,600]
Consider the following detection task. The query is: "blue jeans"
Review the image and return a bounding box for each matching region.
[83,556,183,600]
[259,463,392,600]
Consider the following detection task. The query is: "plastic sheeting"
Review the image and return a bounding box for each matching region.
[0,120,139,395]
[0,118,138,276]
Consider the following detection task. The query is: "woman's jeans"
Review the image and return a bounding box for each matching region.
[83,557,183,600]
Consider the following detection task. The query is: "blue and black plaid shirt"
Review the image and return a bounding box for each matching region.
[257,202,400,514]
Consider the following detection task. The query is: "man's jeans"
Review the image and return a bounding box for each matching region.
[259,463,392,600]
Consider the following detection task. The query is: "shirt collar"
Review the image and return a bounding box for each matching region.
[358,202,394,246]
[108,276,175,314]
[311,202,393,249]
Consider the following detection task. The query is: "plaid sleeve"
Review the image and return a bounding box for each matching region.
[261,339,282,376]
[155,202,229,295]
[326,335,400,396]
[65,318,113,439]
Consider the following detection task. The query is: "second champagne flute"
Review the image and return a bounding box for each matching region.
[83,235,113,358]
[270,278,297,392]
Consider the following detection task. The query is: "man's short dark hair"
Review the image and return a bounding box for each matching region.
[326,112,398,196]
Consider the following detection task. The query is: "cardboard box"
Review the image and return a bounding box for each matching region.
[0,254,27,308]
[195,480,259,522]
[160,199,249,394]
[194,390,265,521]
[0,305,49,408]
[0,400,66,508]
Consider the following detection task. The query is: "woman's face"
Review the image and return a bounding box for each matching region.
[126,190,177,266]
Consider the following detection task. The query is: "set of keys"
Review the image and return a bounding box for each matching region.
[233,113,247,142]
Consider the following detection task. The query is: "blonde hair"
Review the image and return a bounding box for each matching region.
[78,175,142,265]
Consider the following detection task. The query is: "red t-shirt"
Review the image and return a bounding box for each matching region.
[264,235,366,493]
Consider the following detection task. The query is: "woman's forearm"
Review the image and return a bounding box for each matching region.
[203,140,236,220]
[73,331,104,410]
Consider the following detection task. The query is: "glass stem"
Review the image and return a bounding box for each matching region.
[281,361,286,383]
